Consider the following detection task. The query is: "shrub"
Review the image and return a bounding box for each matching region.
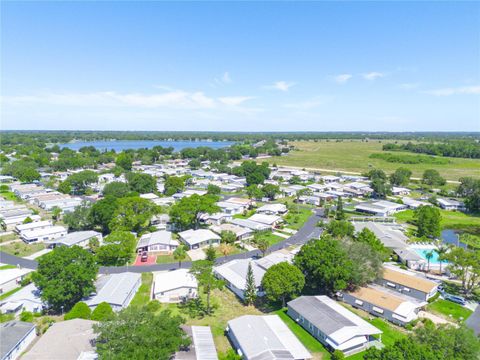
[91,302,115,321]
[64,301,91,320]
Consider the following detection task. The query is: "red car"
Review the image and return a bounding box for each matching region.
[140,252,148,262]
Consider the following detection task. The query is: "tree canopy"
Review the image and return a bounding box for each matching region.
[414,205,441,238]
[96,231,137,266]
[169,194,219,231]
[32,246,98,313]
[109,196,160,233]
[261,262,305,307]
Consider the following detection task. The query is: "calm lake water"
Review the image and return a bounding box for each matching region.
[441,229,467,248]
[57,140,235,152]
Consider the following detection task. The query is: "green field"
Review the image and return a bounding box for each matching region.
[284,208,312,230]
[427,299,473,322]
[394,209,480,234]
[0,241,45,257]
[129,272,153,307]
[267,140,480,181]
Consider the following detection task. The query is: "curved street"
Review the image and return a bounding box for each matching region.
[0,210,323,275]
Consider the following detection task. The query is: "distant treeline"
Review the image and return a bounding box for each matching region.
[1,130,479,146]
[382,141,480,159]
[369,152,450,165]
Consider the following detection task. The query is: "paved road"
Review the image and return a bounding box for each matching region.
[0,210,324,275]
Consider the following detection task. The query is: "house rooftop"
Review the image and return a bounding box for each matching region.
[86,272,141,308]
[46,230,100,247]
[228,315,311,360]
[154,269,198,294]
[0,321,36,360]
[178,229,221,246]
[382,266,438,293]
[137,230,178,248]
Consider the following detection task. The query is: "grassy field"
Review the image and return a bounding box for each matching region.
[129,272,153,307]
[0,286,23,301]
[0,241,45,257]
[156,253,192,264]
[427,299,473,322]
[0,190,20,202]
[394,209,480,233]
[284,208,312,230]
[255,231,284,247]
[267,140,480,181]
[0,234,18,243]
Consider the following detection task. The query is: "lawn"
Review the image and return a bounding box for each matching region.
[274,308,331,359]
[394,209,480,233]
[255,231,284,247]
[0,241,45,257]
[427,299,473,322]
[0,233,18,243]
[0,286,23,301]
[0,190,20,202]
[182,288,263,354]
[266,140,480,181]
[0,264,16,270]
[283,208,312,230]
[129,272,153,307]
[156,253,192,264]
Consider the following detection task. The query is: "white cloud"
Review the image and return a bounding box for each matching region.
[222,72,232,84]
[283,95,332,110]
[218,96,254,106]
[333,74,353,84]
[424,85,480,96]
[212,71,232,86]
[2,90,257,110]
[362,72,385,80]
[265,81,296,92]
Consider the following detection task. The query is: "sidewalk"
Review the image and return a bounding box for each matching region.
[24,248,52,260]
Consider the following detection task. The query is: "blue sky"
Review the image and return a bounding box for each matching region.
[1,1,479,131]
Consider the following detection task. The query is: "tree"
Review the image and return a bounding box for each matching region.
[363,337,436,360]
[63,201,93,231]
[102,181,130,198]
[262,184,280,200]
[331,350,345,360]
[127,172,157,194]
[390,167,412,186]
[96,231,137,266]
[1,160,40,182]
[109,196,160,233]
[444,247,480,296]
[164,176,185,196]
[58,180,72,194]
[66,170,98,195]
[422,169,446,186]
[94,307,190,360]
[219,243,234,257]
[32,246,98,313]
[220,230,236,245]
[205,245,217,262]
[414,206,441,238]
[173,245,188,268]
[367,169,391,199]
[246,184,264,200]
[261,262,305,307]
[253,233,270,257]
[91,302,115,321]
[343,239,384,287]
[190,260,223,314]
[22,217,33,224]
[207,184,221,195]
[457,177,480,212]
[436,245,448,274]
[169,194,219,231]
[294,235,354,294]
[244,262,257,306]
[188,159,201,169]
[335,197,345,220]
[89,196,118,233]
[64,301,91,320]
[115,152,133,171]
[51,206,62,222]
[326,220,354,238]
[355,228,388,257]
[425,250,434,272]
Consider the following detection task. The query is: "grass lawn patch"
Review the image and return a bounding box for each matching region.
[0,286,23,301]
[156,254,192,264]
[129,272,153,308]
[266,140,479,181]
[0,242,45,257]
[0,191,20,202]
[0,234,18,243]
[254,231,284,247]
[0,264,16,270]
[284,208,312,230]
[181,288,263,354]
[273,308,330,357]
[369,318,406,346]
[427,299,472,322]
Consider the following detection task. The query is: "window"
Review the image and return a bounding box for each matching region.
[403,287,410,292]
[372,306,384,314]
[387,282,396,288]
[355,299,364,306]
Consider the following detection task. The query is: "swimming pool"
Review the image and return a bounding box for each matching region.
[411,247,446,265]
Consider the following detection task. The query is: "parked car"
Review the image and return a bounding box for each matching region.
[444,294,466,306]
[141,252,148,262]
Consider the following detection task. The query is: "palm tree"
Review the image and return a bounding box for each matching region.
[436,245,448,275]
[425,250,434,272]
[173,245,187,268]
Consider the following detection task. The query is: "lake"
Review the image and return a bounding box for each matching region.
[57,140,235,152]
[441,229,467,248]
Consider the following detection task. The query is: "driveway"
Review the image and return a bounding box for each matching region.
[0,211,324,275]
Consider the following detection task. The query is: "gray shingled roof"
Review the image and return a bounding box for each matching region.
[0,321,36,359]
[288,296,354,336]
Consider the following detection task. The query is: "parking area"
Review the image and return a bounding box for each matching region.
[133,254,157,266]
